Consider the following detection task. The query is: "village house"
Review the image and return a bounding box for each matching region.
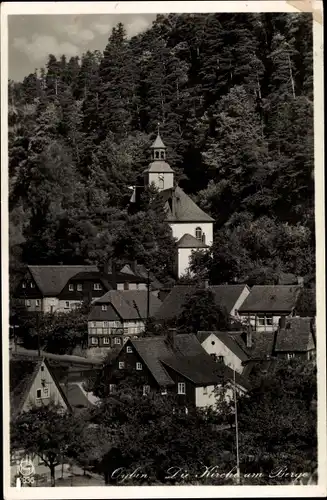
[105,331,250,412]
[196,331,250,374]
[155,283,250,322]
[15,264,148,314]
[88,290,162,348]
[131,134,215,278]
[120,261,163,295]
[238,284,303,332]
[10,356,71,479]
[273,316,316,361]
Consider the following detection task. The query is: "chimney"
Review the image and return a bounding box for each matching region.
[279,316,286,329]
[297,276,304,287]
[131,260,137,274]
[111,261,117,290]
[166,328,177,349]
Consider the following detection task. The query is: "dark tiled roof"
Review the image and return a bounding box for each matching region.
[155,285,248,320]
[91,290,162,320]
[274,317,315,352]
[73,270,145,284]
[229,330,276,359]
[177,234,208,248]
[60,383,95,410]
[27,265,99,296]
[161,186,214,223]
[197,331,249,362]
[239,285,301,313]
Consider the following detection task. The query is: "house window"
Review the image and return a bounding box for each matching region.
[185,407,189,415]
[178,382,186,395]
[136,362,142,370]
[126,346,133,353]
[43,387,49,397]
[257,314,266,326]
[103,321,109,328]
[195,227,202,240]
[114,338,121,345]
[287,353,295,360]
[65,301,70,309]
[218,356,224,363]
[143,385,150,396]
[22,282,26,288]
[40,365,44,371]
[119,361,125,369]
[25,299,31,307]
[160,151,165,160]
[155,151,160,159]
[91,337,98,345]
[36,389,42,399]
[203,386,208,395]
[93,283,102,290]
[30,282,35,288]
[36,299,40,307]
[109,384,116,394]
[69,284,74,291]
[102,305,108,311]
[103,337,110,345]
[161,387,167,395]
[91,321,96,328]
[77,284,82,291]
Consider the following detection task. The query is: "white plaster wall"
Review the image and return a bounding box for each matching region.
[42,297,59,313]
[239,313,282,332]
[88,319,145,335]
[178,248,193,277]
[170,222,213,246]
[195,385,216,408]
[232,286,250,317]
[149,172,174,191]
[201,333,244,374]
[57,300,83,313]
[23,362,67,412]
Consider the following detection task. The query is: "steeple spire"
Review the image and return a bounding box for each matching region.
[151,126,166,161]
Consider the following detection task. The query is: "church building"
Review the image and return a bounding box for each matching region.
[142,134,214,278]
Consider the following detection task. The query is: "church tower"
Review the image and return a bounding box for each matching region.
[143,133,174,192]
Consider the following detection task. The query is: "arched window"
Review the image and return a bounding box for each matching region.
[160,151,165,159]
[155,151,160,159]
[195,227,202,240]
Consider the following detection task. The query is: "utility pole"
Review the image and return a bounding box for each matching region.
[233,369,241,484]
[36,312,41,356]
[146,268,150,321]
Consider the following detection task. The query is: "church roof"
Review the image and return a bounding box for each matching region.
[177,234,209,248]
[143,161,174,174]
[162,186,215,223]
[151,134,166,149]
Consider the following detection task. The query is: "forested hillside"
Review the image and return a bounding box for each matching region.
[8,13,314,287]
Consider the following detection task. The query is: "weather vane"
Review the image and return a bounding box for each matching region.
[157,121,160,135]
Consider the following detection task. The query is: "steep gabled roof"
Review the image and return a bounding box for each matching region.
[177,234,208,248]
[60,383,95,410]
[274,317,315,352]
[27,265,99,296]
[144,161,174,174]
[162,186,214,223]
[229,330,276,360]
[197,331,250,362]
[155,284,248,320]
[239,285,301,313]
[10,357,71,420]
[151,134,166,149]
[120,264,163,290]
[91,290,162,321]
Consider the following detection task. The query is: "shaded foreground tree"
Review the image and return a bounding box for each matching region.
[11,403,85,486]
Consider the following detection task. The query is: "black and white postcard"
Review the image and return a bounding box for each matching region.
[1,1,325,498]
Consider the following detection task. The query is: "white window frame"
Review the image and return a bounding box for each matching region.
[109,384,116,394]
[93,283,102,290]
[43,386,49,397]
[36,389,42,399]
[22,282,26,289]
[103,321,109,327]
[114,337,121,345]
[90,321,96,328]
[119,361,125,370]
[35,299,40,307]
[26,299,31,307]
[69,284,74,291]
[30,282,35,288]
[77,283,83,291]
[102,304,108,311]
[64,301,70,309]
[195,227,202,240]
[103,337,110,345]
[91,337,98,345]
[126,346,133,353]
[178,382,186,395]
[161,387,167,395]
[287,353,295,360]
[136,362,142,371]
[143,385,150,396]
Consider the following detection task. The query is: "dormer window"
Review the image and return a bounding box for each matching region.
[22,282,26,289]
[69,284,74,291]
[30,282,35,288]
[195,227,202,240]
[93,283,102,291]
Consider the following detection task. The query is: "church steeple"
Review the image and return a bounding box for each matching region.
[151,123,166,161]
